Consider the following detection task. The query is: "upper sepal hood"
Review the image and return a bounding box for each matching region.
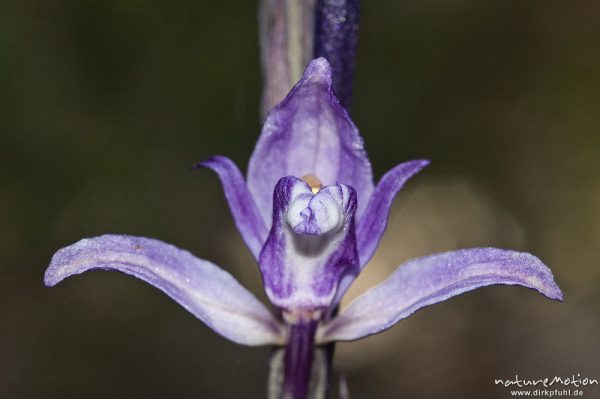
[247,58,374,227]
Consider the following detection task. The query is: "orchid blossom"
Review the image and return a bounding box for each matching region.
[45,58,562,399]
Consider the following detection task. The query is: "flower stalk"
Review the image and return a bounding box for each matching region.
[314,0,361,109]
[259,0,361,116]
[282,320,318,399]
[259,0,317,117]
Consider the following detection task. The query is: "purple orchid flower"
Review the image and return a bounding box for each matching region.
[45,58,562,399]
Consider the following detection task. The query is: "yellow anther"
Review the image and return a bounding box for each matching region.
[302,174,323,194]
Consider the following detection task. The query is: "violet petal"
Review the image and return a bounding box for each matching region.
[356,160,429,267]
[45,235,285,346]
[318,248,563,342]
[195,156,268,260]
[248,58,373,226]
[259,177,359,312]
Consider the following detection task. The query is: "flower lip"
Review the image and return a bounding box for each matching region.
[286,182,346,236]
[260,176,359,312]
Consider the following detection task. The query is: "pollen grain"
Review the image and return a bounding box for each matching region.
[302,174,323,194]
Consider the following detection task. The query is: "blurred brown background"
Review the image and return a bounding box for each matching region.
[1,1,598,398]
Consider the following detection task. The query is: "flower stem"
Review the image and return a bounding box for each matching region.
[282,320,318,399]
[314,0,361,110]
[259,0,317,117]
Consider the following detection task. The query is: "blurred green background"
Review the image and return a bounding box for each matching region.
[1,1,598,398]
